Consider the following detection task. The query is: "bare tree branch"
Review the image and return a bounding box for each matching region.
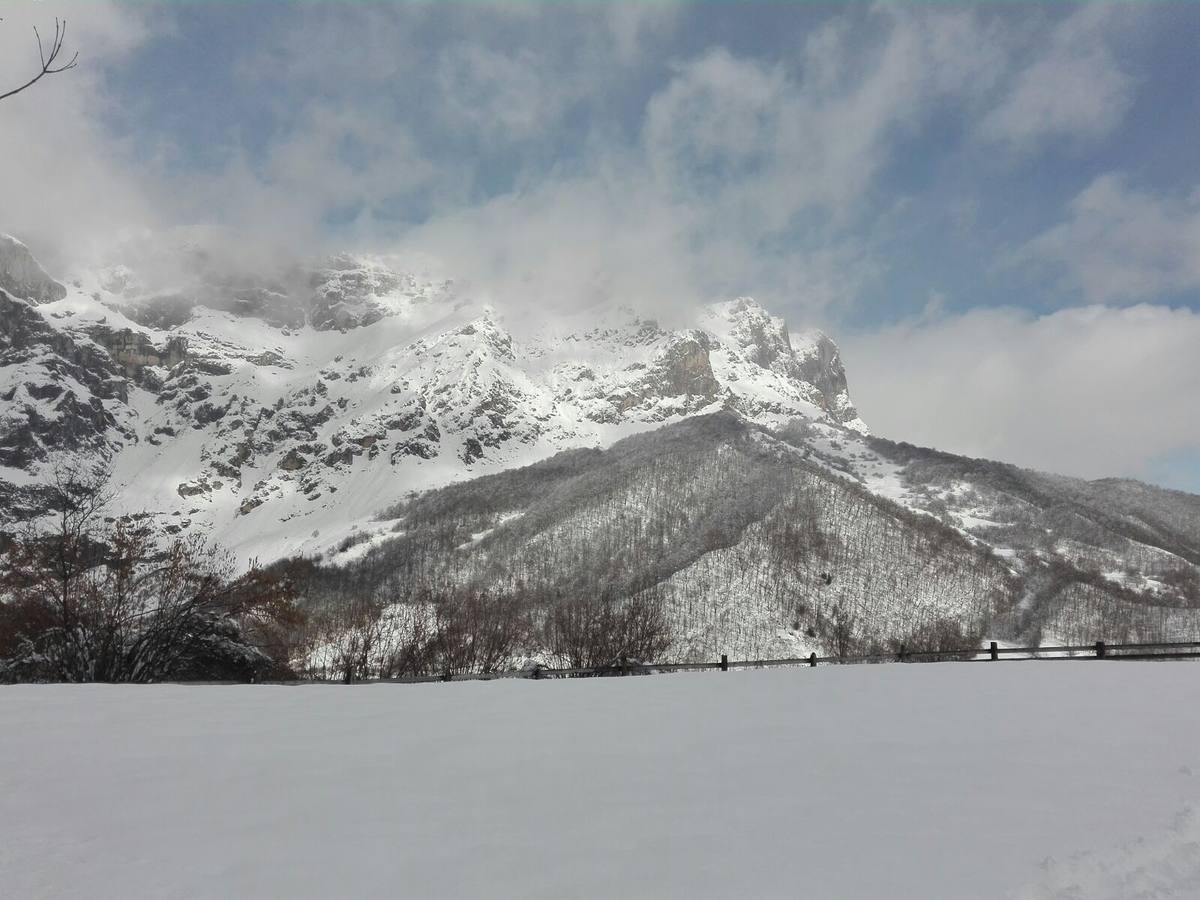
[0,18,79,103]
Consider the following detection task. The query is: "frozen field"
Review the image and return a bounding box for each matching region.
[3,663,1200,899]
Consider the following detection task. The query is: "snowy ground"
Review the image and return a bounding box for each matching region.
[3,664,1200,899]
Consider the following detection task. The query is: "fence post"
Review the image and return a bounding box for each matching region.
[1095,640,1106,659]
[990,641,998,661]
[720,654,728,672]
[809,652,817,667]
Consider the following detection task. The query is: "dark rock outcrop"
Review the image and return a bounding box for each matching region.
[0,291,129,470]
[89,327,189,381]
[794,331,854,419]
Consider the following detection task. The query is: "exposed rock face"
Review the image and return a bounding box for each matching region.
[0,235,67,305]
[722,297,792,369]
[89,327,189,381]
[654,334,719,398]
[116,294,196,330]
[308,255,397,331]
[279,448,307,471]
[0,291,131,470]
[616,334,721,415]
[177,475,223,498]
[707,298,863,429]
[307,255,453,331]
[793,330,857,424]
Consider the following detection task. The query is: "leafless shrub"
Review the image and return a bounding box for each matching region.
[427,590,531,676]
[545,593,671,669]
[814,601,858,661]
[0,463,302,683]
[890,617,981,661]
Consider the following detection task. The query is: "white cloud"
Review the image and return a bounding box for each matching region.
[406,162,700,327]
[642,10,1005,231]
[976,4,1138,153]
[407,9,996,325]
[152,6,1009,322]
[2,2,1195,491]
[842,304,1200,488]
[436,43,580,142]
[1013,174,1200,304]
[247,3,676,147]
[0,2,1183,334]
[0,2,157,268]
[256,104,441,222]
[603,2,680,63]
[426,3,678,144]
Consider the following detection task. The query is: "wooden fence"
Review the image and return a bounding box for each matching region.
[336,639,1200,686]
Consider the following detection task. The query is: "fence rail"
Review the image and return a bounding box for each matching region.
[288,639,1200,686]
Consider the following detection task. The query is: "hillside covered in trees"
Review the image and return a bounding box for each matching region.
[287,411,1200,679]
[4,411,1196,682]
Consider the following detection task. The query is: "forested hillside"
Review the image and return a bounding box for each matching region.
[870,437,1200,644]
[290,412,1200,678]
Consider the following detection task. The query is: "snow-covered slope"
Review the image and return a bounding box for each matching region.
[310,411,1200,664]
[0,236,862,561]
[4,665,1200,899]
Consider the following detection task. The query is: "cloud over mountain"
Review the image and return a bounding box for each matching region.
[1,0,1196,488]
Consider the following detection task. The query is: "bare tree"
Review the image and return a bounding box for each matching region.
[0,17,78,103]
[545,593,670,670]
[429,589,530,677]
[297,587,531,682]
[318,594,387,684]
[0,463,302,683]
[822,601,858,661]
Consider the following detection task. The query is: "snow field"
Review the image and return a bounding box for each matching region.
[2,663,1200,899]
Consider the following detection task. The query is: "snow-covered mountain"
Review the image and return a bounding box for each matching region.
[0,234,862,562]
[303,411,1200,665]
[3,233,1198,659]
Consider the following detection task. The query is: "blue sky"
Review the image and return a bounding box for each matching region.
[1,1,1198,490]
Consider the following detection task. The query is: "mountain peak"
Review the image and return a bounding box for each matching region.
[708,296,793,367]
[701,297,864,431]
[0,234,67,305]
